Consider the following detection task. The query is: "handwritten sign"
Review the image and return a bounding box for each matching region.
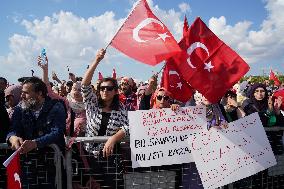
[191,112,277,189]
[129,106,206,168]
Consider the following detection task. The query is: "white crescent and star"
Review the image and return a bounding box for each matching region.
[14,172,21,187]
[133,18,170,43]
[169,70,182,89]
[187,42,214,72]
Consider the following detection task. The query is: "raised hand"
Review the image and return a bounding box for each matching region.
[274,96,282,114]
[95,49,106,63]
[145,74,158,95]
[268,96,273,111]
[227,96,238,108]
[37,55,48,71]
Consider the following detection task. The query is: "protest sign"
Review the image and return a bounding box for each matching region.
[191,112,277,189]
[129,106,206,168]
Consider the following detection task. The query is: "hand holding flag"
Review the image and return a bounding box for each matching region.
[160,15,193,103]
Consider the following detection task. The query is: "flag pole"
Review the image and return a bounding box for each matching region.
[105,0,142,50]
[156,62,166,75]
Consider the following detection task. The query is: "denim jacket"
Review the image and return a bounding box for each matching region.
[6,97,66,150]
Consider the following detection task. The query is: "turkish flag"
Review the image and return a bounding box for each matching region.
[161,58,194,102]
[3,150,22,189]
[174,17,250,103]
[269,70,280,86]
[183,15,189,36]
[110,0,181,66]
[112,68,117,79]
[161,15,194,103]
[98,71,103,80]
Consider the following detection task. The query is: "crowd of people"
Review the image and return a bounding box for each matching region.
[0,48,284,188]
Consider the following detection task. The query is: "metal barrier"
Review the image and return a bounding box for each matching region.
[0,144,64,189]
[1,127,284,189]
[66,128,284,189]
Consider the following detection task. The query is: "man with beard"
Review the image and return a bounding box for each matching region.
[6,77,66,189]
[119,77,137,111]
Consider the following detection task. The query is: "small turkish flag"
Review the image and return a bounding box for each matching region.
[174,17,250,103]
[112,68,117,79]
[110,0,181,66]
[183,15,189,37]
[161,58,194,102]
[269,70,280,86]
[98,71,103,80]
[161,15,194,103]
[3,150,22,189]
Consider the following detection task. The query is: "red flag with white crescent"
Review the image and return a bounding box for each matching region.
[174,17,250,103]
[269,70,280,86]
[98,71,103,80]
[3,150,22,189]
[161,59,194,102]
[112,68,117,79]
[110,0,181,66]
[183,15,189,36]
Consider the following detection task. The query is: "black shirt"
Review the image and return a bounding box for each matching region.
[98,112,111,136]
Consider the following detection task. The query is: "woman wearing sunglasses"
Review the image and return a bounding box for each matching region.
[81,49,129,188]
[139,74,179,110]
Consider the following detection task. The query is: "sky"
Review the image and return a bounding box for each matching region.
[0,0,284,84]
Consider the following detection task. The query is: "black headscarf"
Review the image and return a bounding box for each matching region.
[248,83,268,112]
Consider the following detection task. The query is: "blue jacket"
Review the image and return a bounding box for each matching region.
[7,97,66,150]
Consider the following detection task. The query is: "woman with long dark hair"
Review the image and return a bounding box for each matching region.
[81,49,128,188]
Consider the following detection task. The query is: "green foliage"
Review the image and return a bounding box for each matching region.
[240,75,283,84]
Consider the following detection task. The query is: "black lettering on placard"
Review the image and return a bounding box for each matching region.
[180,134,188,141]
[136,151,164,161]
[135,139,146,148]
[168,147,191,156]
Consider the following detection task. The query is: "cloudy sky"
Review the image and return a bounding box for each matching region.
[0,0,283,84]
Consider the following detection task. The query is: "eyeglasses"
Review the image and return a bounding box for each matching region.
[100,86,115,91]
[156,95,170,101]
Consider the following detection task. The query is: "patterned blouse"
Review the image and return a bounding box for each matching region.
[82,84,129,155]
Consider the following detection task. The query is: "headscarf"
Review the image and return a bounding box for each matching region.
[151,87,172,109]
[4,85,22,119]
[248,83,268,112]
[66,82,86,139]
[67,82,85,113]
[4,85,22,106]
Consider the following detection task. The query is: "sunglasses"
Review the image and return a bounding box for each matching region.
[156,95,170,101]
[100,86,115,91]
